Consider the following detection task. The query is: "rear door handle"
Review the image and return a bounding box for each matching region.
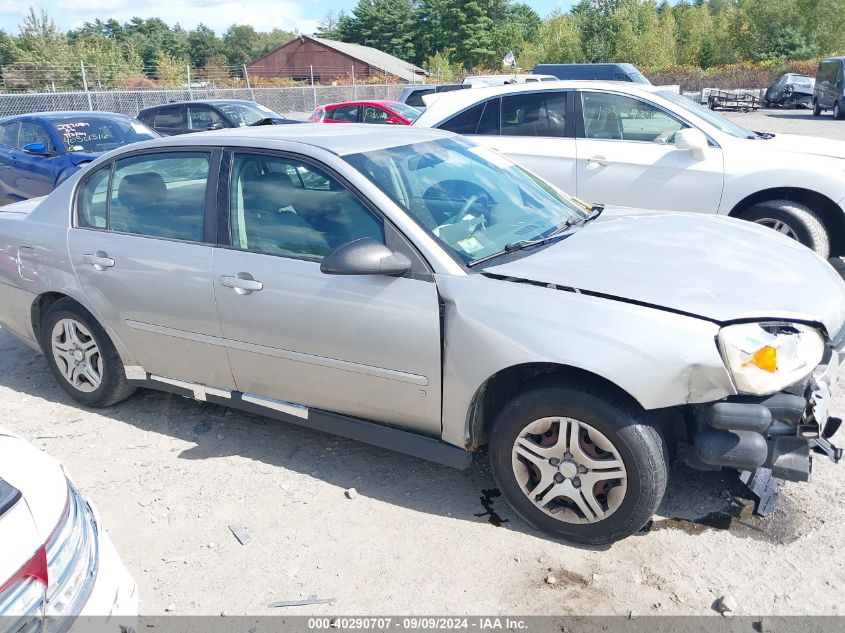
[82,251,115,271]
[585,155,611,167]
[219,273,263,295]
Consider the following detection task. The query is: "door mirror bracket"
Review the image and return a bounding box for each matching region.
[320,238,411,276]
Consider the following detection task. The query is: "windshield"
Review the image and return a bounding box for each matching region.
[52,117,157,153]
[388,102,422,122]
[216,102,282,126]
[345,137,587,265]
[656,90,757,139]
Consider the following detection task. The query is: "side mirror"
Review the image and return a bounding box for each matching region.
[206,122,224,130]
[320,238,411,277]
[22,142,50,156]
[385,116,400,125]
[674,128,709,159]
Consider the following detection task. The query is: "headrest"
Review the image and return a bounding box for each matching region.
[118,172,167,208]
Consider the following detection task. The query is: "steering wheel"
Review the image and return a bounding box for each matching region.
[440,194,483,226]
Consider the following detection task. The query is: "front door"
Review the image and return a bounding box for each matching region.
[11,121,56,199]
[575,90,724,212]
[68,149,236,389]
[212,151,442,434]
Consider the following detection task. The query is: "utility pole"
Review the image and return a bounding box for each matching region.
[187,64,193,99]
[310,64,316,109]
[80,60,93,110]
[351,65,356,100]
[243,64,256,101]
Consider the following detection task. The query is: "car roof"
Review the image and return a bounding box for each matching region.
[0,111,132,123]
[105,122,454,156]
[416,80,662,123]
[318,100,400,109]
[139,99,260,110]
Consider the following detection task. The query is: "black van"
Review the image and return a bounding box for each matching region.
[532,63,650,84]
[398,84,470,110]
[813,57,845,118]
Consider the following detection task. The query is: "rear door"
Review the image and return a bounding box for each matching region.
[211,150,442,434]
[68,149,236,389]
[325,105,361,123]
[574,90,724,212]
[438,92,578,194]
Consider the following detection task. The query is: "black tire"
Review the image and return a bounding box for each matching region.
[835,102,843,120]
[740,200,830,258]
[41,298,136,408]
[489,382,667,545]
[813,100,822,116]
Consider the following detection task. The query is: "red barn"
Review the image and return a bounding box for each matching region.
[247,35,426,84]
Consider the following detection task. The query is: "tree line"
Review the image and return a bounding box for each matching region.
[1,0,844,92]
[318,0,845,73]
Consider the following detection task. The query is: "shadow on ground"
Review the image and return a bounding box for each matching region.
[0,329,796,547]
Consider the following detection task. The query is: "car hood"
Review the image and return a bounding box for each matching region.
[486,210,845,335]
[759,133,845,159]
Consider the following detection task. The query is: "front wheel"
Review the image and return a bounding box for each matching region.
[813,100,822,116]
[835,102,843,120]
[41,298,136,407]
[740,200,830,258]
[489,383,667,544]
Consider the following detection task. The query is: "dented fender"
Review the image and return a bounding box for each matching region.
[435,274,736,449]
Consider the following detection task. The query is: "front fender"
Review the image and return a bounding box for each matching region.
[436,274,734,448]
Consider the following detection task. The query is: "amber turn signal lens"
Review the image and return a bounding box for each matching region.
[745,346,777,373]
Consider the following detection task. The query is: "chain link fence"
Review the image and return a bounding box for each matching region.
[0,83,408,118]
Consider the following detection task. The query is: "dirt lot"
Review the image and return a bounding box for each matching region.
[2,109,845,617]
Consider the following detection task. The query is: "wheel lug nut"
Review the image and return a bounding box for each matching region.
[579,465,588,474]
[554,473,565,483]
[572,477,581,488]
[549,458,560,466]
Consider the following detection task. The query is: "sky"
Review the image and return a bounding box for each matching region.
[1,1,576,36]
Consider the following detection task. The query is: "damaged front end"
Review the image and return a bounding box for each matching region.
[683,329,843,515]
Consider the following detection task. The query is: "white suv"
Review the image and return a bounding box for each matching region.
[415,80,845,258]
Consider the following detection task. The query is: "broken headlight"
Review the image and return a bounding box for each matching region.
[718,322,825,395]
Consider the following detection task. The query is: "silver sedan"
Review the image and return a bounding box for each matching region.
[0,124,843,543]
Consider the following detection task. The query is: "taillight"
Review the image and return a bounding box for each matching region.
[0,545,48,629]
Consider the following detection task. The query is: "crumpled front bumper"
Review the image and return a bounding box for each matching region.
[686,343,842,483]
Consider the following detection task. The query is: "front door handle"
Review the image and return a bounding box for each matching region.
[219,273,263,295]
[585,155,611,167]
[82,251,115,271]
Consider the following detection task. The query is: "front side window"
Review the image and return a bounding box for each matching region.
[108,152,209,241]
[229,153,383,260]
[345,137,586,266]
[581,91,685,142]
[363,106,388,124]
[328,106,360,123]
[501,92,567,137]
[17,121,53,150]
[189,107,226,130]
[439,99,500,135]
[52,117,156,152]
[216,102,280,126]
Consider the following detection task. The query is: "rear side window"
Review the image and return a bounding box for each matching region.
[77,152,210,242]
[153,107,185,128]
[328,105,360,122]
[77,165,110,229]
[501,92,567,137]
[439,99,500,135]
[0,122,18,147]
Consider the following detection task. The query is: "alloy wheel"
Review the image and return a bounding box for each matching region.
[752,218,799,240]
[51,318,103,393]
[511,417,627,524]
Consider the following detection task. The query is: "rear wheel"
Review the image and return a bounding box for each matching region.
[41,298,136,407]
[835,102,844,120]
[489,383,667,544]
[740,200,830,258]
[813,100,822,116]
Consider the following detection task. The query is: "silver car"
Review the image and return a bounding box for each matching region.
[0,125,843,544]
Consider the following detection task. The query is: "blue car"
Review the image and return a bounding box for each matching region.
[0,111,158,204]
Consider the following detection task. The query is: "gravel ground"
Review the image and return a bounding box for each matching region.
[2,109,845,617]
